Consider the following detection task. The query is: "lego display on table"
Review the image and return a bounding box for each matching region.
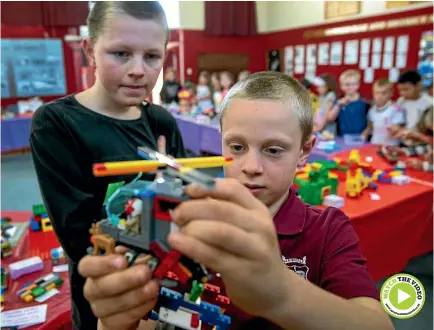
[1,39,67,99]
[17,273,63,303]
[90,146,233,329]
[1,217,28,248]
[50,247,66,266]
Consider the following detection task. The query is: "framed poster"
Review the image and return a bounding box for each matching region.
[1,39,67,99]
[325,1,361,20]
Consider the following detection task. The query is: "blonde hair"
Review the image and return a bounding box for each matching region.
[218,72,313,145]
[374,78,393,90]
[340,69,361,83]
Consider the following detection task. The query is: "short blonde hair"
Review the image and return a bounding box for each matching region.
[340,69,361,83]
[218,72,313,145]
[374,78,393,90]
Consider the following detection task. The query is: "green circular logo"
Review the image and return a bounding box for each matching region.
[380,273,425,319]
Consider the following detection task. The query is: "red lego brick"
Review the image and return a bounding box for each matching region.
[190,313,200,328]
[216,295,230,305]
[154,250,181,280]
[204,283,220,294]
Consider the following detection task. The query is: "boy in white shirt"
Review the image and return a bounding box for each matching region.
[397,70,433,131]
[362,78,405,145]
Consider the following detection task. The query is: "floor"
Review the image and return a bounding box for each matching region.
[2,152,433,330]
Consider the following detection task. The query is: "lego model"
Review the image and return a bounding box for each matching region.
[30,204,53,232]
[89,147,233,329]
[50,247,66,265]
[1,217,13,258]
[294,166,339,206]
[9,256,44,280]
[17,273,63,302]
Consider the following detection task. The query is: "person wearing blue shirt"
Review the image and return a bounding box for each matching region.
[328,70,369,136]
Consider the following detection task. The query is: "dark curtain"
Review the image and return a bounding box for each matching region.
[205,1,257,37]
[1,1,88,26]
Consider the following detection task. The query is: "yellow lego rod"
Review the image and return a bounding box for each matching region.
[93,157,232,177]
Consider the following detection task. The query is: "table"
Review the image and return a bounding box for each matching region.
[325,146,433,281]
[2,211,72,330]
[309,137,367,162]
[1,117,32,153]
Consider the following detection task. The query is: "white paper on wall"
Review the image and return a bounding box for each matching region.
[295,45,305,64]
[397,35,409,53]
[396,54,407,69]
[306,64,316,81]
[364,68,374,83]
[389,68,400,82]
[359,55,369,69]
[306,44,317,64]
[318,43,329,65]
[344,40,359,65]
[382,53,394,69]
[361,38,370,55]
[295,62,304,74]
[373,38,382,53]
[330,42,343,65]
[284,46,294,75]
[371,53,381,69]
[384,37,395,53]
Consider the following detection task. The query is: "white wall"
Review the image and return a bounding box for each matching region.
[178,1,432,32]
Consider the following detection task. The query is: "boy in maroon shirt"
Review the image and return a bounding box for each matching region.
[79,72,393,330]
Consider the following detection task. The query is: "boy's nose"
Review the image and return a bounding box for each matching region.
[128,58,146,78]
[241,151,263,175]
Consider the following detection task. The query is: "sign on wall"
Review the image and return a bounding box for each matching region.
[1,39,67,99]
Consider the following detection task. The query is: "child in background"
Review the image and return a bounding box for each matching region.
[211,72,223,112]
[237,70,250,82]
[397,70,433,131]
[195,71,214,115]
[361,78,405,145]
[78,72,393,330]
[328,70,369,136]
[220,71,234,100]
[313,74,338,135]
[159,67,181,105]
[178,80,196,114]
[30,3,186,330]
[300,78,319,114]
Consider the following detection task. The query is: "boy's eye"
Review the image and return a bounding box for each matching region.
[145,54,161,61]
[229,144,245,152]
[264,147,283,156]
[114,51,128,58]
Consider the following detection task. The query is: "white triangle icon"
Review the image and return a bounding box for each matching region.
[398,289,411,304]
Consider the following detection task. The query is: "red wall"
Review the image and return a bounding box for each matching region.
[259,6,433,99]
[181,30,267,81]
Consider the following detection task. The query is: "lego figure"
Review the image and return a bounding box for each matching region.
[125,198,143,233]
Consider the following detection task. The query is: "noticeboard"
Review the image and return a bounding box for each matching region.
[1,39,67,99]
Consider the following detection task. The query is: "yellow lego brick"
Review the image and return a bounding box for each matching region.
[311,163,322,170]
[41,218,53,232]
[296,173,309,180]
[22,294,34,302]
[1,294,4,303]
[328,173,338,179]
[45,283,56,291]
[389,171,403,177]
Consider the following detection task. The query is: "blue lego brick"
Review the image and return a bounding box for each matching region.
[138,188,156,199]
[199,300,221,313]
[160,287,183,300]
[148,311,159,321]
[29,218,41,231]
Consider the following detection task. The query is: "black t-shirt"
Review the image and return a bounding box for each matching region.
[30,95,186,330]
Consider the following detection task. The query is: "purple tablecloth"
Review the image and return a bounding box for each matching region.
[1,117,32,152]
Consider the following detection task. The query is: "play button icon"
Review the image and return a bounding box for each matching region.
[397,289,411,305]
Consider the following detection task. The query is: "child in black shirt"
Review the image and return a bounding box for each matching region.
[30,2,185,329]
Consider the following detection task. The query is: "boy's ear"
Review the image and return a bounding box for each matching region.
[82,38,96,68]
[297,135,316,167]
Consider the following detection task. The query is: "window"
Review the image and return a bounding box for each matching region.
[159,0,180,29]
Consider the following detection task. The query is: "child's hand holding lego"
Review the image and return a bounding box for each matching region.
[168,178,289,318]
[78,247,159,330]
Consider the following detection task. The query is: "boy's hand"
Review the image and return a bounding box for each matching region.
[405,158,424,170]
[337,97,349,106]
[168,178,288,318]
[78,252,159,330]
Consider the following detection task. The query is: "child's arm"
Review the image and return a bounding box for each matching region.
[169,180,394,330]
[315,99,336,132]
[361,121,373,141]
[327,97,348,122]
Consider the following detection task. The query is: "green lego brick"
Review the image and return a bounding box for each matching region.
[54,277,64,286]
[189,280,204,302]
[32,204,47,216]
[31,286,46,297]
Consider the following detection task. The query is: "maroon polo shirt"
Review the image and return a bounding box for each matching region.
[207,188,380,330]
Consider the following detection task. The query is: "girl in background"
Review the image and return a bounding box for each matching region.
[238,70,250,82]
[220,71,234,100]
[313,74,338,135]
[211,72,223,113]
[195,71,214,115]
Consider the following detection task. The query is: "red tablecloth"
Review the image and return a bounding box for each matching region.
[1,211,72,330]
[327,145,433,281]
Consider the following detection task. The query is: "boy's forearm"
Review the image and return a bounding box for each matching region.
[265,271,394,330]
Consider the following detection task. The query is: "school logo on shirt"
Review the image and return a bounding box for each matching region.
[282,255,309,279]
